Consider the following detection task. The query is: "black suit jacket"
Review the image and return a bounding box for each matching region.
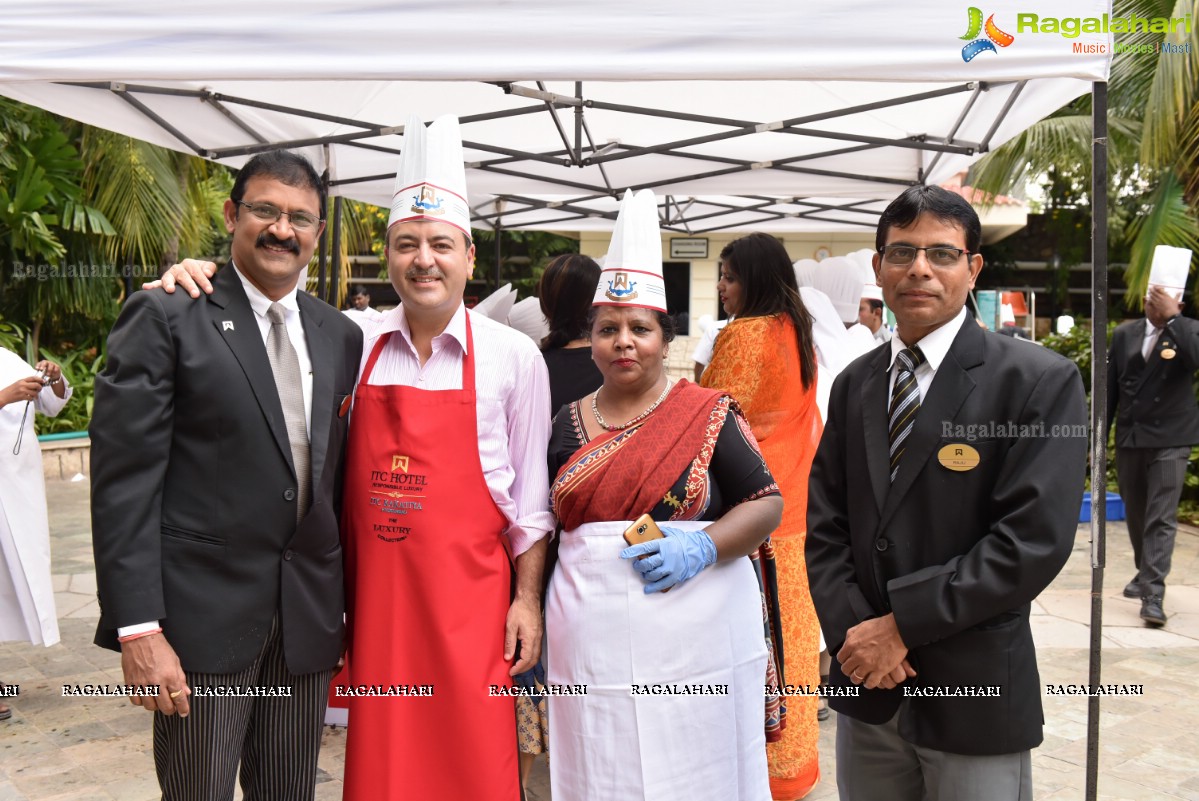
[806,315,1087,755]
[1107,316,1199,449]
[90,267,363,675]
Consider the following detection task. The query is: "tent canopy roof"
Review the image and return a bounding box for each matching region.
[0,0,1112,232]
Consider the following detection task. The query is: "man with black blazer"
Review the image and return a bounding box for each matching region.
[91,151,363,801]
[806,185,1088,800]
[1107,284,1199,626]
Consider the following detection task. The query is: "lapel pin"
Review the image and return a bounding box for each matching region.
[1161,347,1177,360]
[222,321,235,332]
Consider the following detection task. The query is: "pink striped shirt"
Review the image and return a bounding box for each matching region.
[359,303,553,556]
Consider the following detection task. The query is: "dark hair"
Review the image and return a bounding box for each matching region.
[875,185,981,254]
[539,254,602,350]
[586,307,677,343]
[719,233,816,389]
[350,284,370,297]
[865,299,884,313]
[231,150,326,218]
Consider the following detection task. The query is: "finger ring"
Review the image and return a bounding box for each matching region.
[169,690,183,698]
[852,671,863,681]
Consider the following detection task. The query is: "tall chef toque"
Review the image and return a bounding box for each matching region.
[388,114,471,237]
[592,189,667,313]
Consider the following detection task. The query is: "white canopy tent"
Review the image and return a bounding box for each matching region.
[0,3,1118,797]
[0,1,1110,234]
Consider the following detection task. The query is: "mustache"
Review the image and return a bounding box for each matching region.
[255,231,300,255]
[405,268,444,280]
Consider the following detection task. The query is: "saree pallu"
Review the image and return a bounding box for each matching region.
[702,315,824,801]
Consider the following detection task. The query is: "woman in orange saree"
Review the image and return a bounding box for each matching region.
[702,232,824,800]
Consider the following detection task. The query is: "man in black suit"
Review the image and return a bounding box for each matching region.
[91,151,363,801]
[1107,284,1199,626]
[806,185,1088,800]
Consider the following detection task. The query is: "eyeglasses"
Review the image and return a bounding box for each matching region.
[879,245,971,267]
[237,201,322,231]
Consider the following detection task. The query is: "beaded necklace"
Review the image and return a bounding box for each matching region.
[591,379,672,431]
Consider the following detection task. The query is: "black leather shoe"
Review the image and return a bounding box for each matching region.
[1123,580,1143,599]
[1140,596,1167,627]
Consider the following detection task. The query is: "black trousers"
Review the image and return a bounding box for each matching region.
[1116,445,1189,598]
[153,616,334,801]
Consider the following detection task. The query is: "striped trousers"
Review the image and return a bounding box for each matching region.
[153,616,334,801]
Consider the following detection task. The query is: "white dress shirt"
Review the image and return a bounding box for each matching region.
[1141,318,1163,361]
[234,266,313,434]
[359,303,554,557]
[886,307,968,401]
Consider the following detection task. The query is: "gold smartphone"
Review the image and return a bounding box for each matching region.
[623,514,671,593]
[623,513,664,553]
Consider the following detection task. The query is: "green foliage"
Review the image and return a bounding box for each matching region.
[967,0,1199,308]
[471,229,580,298]
[0,319,25,355]
[33,340,104,435]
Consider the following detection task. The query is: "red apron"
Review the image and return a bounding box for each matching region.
[342,316,518,801]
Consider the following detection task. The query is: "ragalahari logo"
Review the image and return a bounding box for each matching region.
[961,7,1015,61]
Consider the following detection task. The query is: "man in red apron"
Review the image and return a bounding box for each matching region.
[341,114,553,800]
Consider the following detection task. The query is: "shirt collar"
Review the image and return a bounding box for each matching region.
[887,306,967,373]
[370,302,469,356]
[232,263,301,318]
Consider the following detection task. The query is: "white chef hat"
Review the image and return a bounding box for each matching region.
[810,256,864,324]
[592,189,667,313]
[388,114,471,236]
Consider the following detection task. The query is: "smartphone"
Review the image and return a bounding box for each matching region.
[623,514,671,593]
[623,514,664,554]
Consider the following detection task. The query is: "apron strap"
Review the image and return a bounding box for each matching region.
[360,331,392,384]
[462,312,477,395]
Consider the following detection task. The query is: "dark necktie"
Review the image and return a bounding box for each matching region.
[266,302,310,523]
[888,346,926,482]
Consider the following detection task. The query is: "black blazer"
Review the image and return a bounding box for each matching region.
[90,266,363,675]
[806,315,1087,755]
[1107,316,1199,449]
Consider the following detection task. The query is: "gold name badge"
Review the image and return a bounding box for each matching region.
[1161,347,1177,360]
[938,443,980,472]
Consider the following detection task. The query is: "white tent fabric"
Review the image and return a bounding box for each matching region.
[0,1,1113,233]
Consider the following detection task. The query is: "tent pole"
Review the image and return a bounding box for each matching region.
[1084,79,1108,801]
[330,196,343,309]
[317,157,330,302]
[493,210,503,294]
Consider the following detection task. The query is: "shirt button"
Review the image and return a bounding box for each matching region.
[284,550,294,561]
[875,538,890,552]
[283,488,296,501]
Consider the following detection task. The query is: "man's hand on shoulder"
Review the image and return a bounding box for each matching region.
[142,259,218,298]
[120,633,191,716]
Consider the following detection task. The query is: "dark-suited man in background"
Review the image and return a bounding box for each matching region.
[1107,284,1199,626]
[90,151,363,801]
[806,185,1088,801]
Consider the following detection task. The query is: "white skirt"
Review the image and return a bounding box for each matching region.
[546,520,770,801]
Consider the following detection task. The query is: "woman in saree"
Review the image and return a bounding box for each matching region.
[701,232,824,800]
[546,299,784,801]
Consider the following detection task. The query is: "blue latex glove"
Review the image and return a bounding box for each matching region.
[620,527,717,593]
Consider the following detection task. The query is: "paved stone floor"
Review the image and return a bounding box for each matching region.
[2,480,1198,800]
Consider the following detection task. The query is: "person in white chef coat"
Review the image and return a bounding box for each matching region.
[0,347,71,718]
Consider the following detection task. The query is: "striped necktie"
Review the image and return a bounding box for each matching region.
[888,346,926,482]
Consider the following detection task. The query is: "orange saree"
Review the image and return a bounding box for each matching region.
[701,314,823,800]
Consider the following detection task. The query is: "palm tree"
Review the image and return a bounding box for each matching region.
[968,0,1199,308]
[0,99,230,354]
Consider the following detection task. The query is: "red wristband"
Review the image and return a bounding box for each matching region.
[118,627,163,643]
